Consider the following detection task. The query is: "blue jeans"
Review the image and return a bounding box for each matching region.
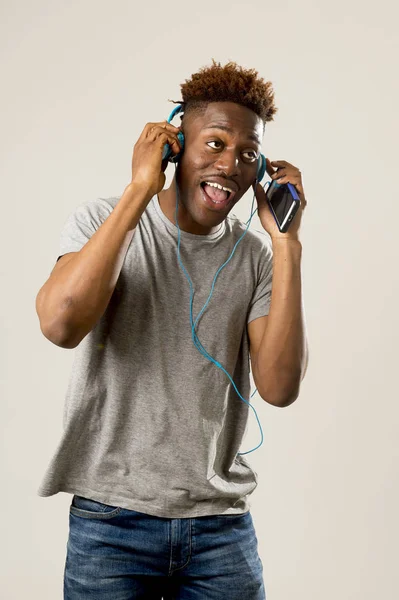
[64,495,266,599]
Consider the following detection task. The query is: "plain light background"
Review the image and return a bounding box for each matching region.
[1,0,398,598]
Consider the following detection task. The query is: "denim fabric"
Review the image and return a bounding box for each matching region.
[64,495,266,599]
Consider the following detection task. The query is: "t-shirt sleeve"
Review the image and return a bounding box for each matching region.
[57,198,114,261]
[246,239,273,323]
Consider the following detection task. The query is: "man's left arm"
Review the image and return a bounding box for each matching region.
[248,157,309,408]
[248,237,308,408]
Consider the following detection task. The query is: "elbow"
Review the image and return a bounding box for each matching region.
[275,389,300,408]
[256,351,309,408]
[260,389,300,408]
[38,320,80,349]
[36,298,79,350]
[36,288,83,349]
[257,374,301,408]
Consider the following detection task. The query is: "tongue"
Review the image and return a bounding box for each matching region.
[204,184,228,203]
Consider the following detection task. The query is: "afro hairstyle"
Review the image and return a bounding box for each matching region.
[169,59,277,127]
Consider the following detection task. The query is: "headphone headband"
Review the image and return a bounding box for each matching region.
[167,104,184,123]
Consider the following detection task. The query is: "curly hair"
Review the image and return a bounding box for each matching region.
[169,59,277,126]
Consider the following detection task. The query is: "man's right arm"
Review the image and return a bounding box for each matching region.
[36,182,150,349]
[36,118,182,348]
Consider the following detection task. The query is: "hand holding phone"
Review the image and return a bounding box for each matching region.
[265,179,301,234]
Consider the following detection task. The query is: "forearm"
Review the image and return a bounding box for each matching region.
[254,238,308,407]
[36,182,150,347]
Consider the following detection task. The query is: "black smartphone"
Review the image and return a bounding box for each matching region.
[265,180,301,233]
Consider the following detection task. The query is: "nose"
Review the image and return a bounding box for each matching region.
[213,149,240,177]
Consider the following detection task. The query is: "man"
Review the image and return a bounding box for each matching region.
[36,59,309,599]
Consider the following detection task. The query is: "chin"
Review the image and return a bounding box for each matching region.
[190,196,228,228]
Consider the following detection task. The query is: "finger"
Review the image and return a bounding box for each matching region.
[148,127,181,145]
[137,122,161,142]
[273,174,300,185]
[145,120,180,131]
[252,181,266,203]
[152,130,182,155]
[271,160,293,168]
[138,121,180,143]
[147,121,181,137]
[270,167,288,180]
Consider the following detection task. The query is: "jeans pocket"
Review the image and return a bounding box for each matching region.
[70,495,122,519]
[217,510,250,519]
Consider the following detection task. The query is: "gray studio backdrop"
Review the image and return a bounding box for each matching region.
[1,0,398,598]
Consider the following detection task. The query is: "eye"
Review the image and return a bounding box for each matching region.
[206,140,259,162]
[206,140,223,149]
[242,150,258,162]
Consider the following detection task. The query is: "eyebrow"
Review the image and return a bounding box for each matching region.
[203,124,261,144]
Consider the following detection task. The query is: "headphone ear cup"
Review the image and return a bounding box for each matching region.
[257,154,267,182]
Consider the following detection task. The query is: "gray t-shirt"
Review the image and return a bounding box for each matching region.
[37,194,273,518]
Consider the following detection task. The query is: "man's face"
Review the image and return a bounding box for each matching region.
[176,101,264,231]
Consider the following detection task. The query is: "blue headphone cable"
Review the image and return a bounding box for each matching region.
[173,164,268,456]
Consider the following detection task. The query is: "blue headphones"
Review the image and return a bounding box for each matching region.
[161,104,267,183]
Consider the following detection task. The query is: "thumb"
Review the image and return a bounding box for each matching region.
[252,180,266,203]
[252,181,270,219]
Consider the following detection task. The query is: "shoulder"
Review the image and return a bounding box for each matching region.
[80,195,121,215]
[67,195,121,224]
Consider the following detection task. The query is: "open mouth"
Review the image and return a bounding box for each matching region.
[200,181,235,209]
